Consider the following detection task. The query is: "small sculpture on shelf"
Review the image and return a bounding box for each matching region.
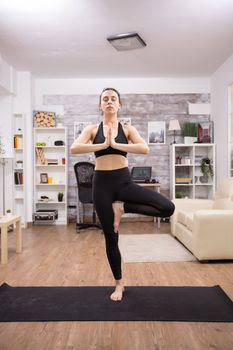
[36,147,45,165]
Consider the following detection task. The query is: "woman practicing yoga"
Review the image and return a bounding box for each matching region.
[70,88,175,301]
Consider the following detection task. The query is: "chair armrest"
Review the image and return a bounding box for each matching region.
[170,199,213,235]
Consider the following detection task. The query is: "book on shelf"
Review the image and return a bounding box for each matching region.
[45,158,59,165]
[175,177,192,184]
[14,171,24,184]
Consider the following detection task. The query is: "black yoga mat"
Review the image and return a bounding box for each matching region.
[0,283,233,322]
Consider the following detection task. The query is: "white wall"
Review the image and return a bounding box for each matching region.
[35,77,210,106]
[0,55,16,95]
[0,95,14,214]
[0,55,17,214]
[211,53,233,183]
[0,96,14,157]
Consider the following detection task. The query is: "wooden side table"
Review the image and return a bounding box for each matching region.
[0,215,22,264]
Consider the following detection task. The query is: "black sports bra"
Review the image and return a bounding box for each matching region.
[93,122,128,158]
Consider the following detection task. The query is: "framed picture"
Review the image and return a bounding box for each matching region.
[148,121,166,144]
[118,117,131,126]
[40,173,48,184]
[74,122,91,140]
[198,122,214,143]
[34,111,56,128]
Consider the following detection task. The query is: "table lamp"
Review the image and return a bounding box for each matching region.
[169,119,181,144]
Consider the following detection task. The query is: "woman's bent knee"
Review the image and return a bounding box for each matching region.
[166,201,175,217]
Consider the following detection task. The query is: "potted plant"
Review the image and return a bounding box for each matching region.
[182,122,198,144]
[200,157,213,183]
[175,191,183,199]
[6,209,12,218]
[58,192,64,202]
[16,160,23,169]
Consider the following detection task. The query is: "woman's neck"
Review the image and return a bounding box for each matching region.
[103,114,118,126]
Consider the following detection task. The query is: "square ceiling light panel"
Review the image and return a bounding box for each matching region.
[107,32,146,51]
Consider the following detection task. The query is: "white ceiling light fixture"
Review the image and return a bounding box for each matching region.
[107,32,146,51]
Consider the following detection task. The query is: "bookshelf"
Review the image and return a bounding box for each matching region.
[33,127,68,224]
[13,113,27,227]
[170,144,216,200]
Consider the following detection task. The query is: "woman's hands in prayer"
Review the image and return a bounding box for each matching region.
[103,123,116,149]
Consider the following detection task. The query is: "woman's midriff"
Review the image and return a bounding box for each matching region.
[95,154,128,170]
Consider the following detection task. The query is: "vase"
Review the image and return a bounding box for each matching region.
[184,137,198,144]
[199,175,208,183]
[58,194,64,202]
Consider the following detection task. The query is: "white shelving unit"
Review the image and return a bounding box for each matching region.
[170,144,216,199]
[34,127,68,224]
[13,113,27,227]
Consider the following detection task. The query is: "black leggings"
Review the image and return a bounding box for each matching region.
[93,167,175,280]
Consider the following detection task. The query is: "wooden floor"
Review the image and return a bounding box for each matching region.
[0,221,233,350]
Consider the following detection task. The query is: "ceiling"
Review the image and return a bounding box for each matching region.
[0,0,233,78]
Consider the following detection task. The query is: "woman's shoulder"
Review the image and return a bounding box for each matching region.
[85,123,99,129]
[120,123,134,139]
[122,123,136,133]
[83,123,99,133]
[84,123,100,140]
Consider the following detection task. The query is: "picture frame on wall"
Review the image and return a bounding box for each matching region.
[34,111,56,128]
[74,122,91,140]
[148,121,166,144]
[198,122,214,143]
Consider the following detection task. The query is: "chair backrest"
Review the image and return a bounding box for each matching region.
[212,177,233,209]
[74,162,95,204]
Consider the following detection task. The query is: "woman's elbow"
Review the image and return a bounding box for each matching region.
[144,145,150,154]
[70,145,77,154]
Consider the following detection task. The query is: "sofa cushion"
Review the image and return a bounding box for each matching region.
[177,211,194,230]
[186,213,194,231]
[212,198,233,210]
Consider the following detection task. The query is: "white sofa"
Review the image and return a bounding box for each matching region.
[171,178,233,261]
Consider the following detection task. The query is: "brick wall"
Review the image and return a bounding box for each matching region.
[43,93,210,220]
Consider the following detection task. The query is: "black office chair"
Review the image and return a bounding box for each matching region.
[74,162,102,232]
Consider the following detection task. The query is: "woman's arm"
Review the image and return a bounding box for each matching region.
[110,124,149,154]
[70,125,109,154]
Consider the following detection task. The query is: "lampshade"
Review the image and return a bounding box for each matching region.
[169,119,181,131]
[107,32,146,51]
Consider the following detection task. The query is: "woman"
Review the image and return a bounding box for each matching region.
[70,88,175,301]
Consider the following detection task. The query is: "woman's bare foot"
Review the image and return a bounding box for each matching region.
[110,281,124,301]
[112,201,124,233]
